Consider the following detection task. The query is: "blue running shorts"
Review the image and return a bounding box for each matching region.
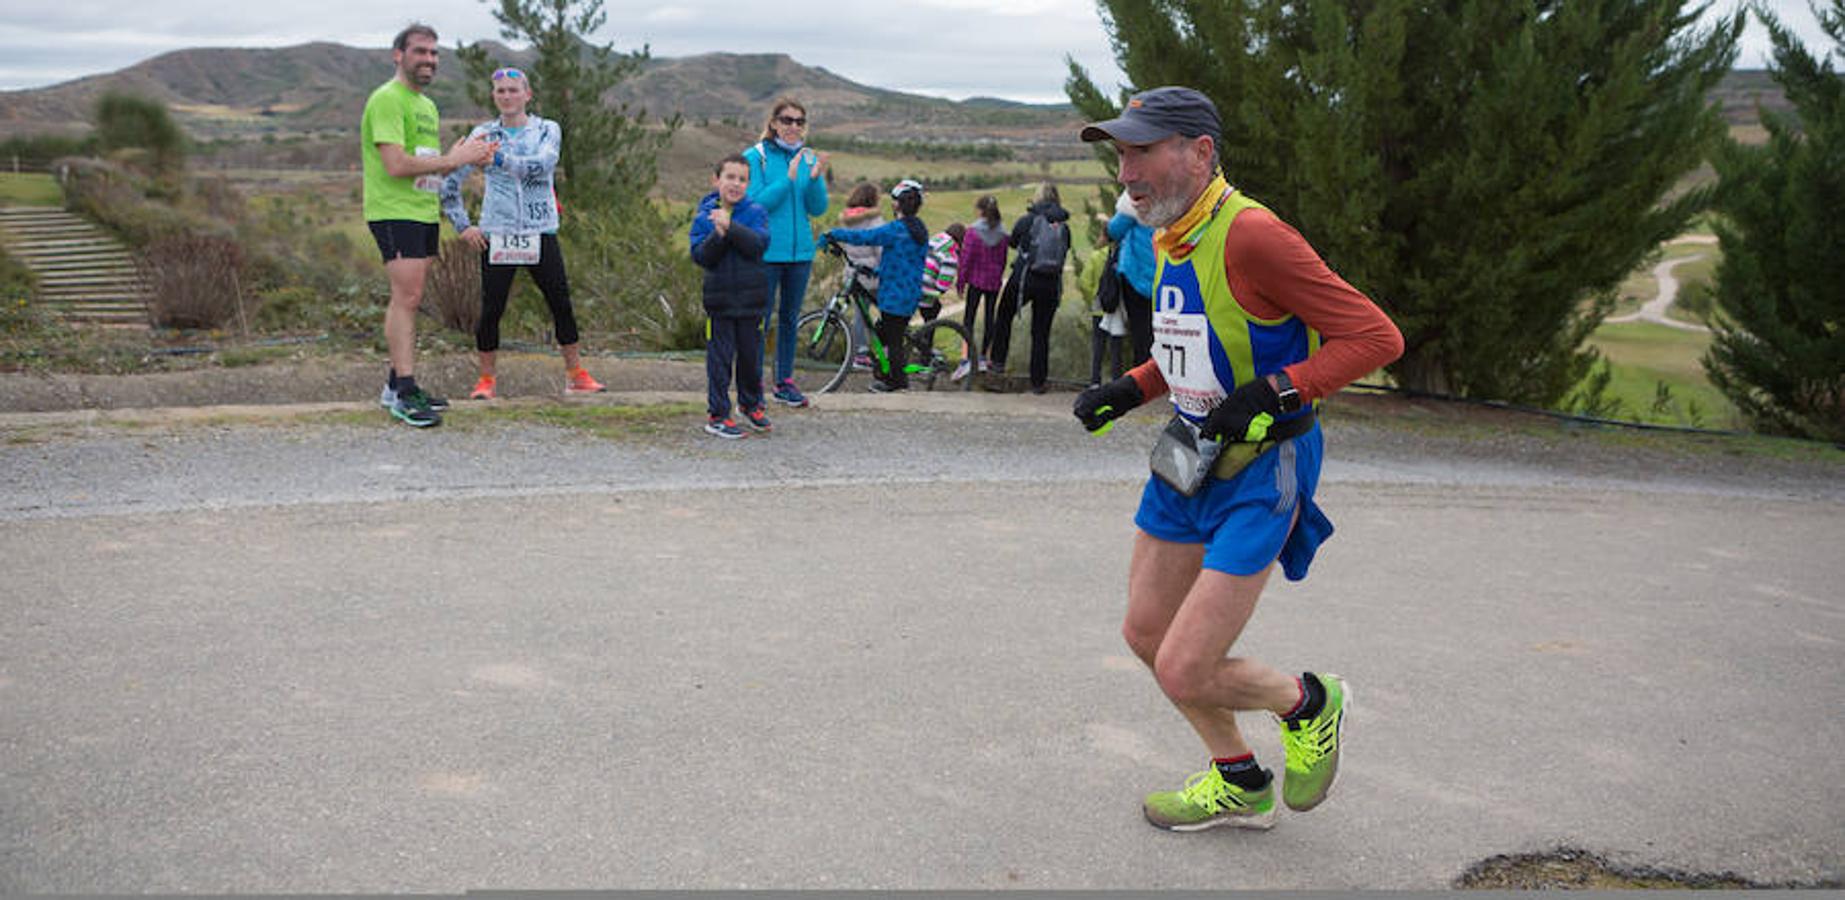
[1134,424,1334,580]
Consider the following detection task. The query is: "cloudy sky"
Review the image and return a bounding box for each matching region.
[0,1,1833,102]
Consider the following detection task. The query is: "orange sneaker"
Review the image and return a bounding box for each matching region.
[565,367,605,395]
[469,375,496,400]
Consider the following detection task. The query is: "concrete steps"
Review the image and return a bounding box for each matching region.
[0,206,149,326]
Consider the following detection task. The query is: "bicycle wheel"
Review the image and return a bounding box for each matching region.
[906,317,977,392]
[793,308,853,394]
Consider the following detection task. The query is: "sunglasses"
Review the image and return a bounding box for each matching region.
[776,115,807,127]
[492,68,525,81]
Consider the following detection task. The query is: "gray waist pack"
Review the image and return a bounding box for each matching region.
[1148,415,1223,497]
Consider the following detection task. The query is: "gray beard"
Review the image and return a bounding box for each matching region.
[1141,193,1191,229]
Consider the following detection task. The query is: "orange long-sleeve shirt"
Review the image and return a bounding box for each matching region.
[1130,204,1403,404]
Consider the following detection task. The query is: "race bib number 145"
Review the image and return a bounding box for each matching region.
[488,233,541,266]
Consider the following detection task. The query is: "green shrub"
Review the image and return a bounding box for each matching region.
[564,205,704,351]
[251,284,381,335]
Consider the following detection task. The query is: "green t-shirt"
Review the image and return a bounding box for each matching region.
[360,79,441,223]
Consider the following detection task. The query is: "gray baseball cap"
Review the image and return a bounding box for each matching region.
[1080,86,1223,145]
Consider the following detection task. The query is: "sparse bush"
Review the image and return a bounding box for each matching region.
[424,239,482,337]
[138,234,248,330]
[250,284,380,335]
[58,157,211,246]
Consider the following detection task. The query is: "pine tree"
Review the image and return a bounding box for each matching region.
[1068,1,1740,404]
[94,92,186,179]
[1704,0,1845,442]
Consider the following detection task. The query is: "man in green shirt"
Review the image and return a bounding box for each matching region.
[361,22,496,427]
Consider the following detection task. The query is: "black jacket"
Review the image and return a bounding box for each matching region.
[689,192,771,317]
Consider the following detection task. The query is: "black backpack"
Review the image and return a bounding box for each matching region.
[1096,241,1124,314]
[1026,214,1069,274]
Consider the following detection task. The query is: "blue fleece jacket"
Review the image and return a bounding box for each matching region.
[742,140,830,263]
[826,217,929,316]
[1106,212,1157,297]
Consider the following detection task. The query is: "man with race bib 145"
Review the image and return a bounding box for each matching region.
[362,22,496,427]
[1072,87,1403,832]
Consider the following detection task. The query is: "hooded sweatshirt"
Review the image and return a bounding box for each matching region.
[957,218,1008,293]
[837,205,884,290]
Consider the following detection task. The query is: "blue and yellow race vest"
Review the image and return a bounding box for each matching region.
[1152,184,1320,424]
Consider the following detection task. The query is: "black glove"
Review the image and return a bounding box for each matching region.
[1073,375,1143,433]
[1198,377,1283,443]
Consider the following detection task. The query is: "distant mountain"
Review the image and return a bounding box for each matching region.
[0,41,1788,159]
[0,43,1082,148]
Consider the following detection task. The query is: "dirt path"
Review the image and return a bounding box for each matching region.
[1607,235,1716,332]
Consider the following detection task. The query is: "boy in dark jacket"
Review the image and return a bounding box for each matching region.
[690,154,773,437]
[824,179,930,392]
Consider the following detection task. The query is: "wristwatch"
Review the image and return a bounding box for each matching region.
[1273,370,1303,414]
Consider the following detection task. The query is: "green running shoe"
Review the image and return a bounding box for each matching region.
[1279,673,1348,812]
[1142,767,1276,832]
[390,387,443,428]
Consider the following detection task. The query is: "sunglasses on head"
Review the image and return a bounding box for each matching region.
[776,115,807,127]
[492,68,525,81]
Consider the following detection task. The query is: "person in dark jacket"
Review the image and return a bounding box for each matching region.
[689,154,773,438]
[990,183,1072,393]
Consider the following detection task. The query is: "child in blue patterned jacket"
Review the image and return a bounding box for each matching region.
[825,179,929,392]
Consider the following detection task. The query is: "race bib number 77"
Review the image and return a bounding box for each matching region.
[1151,269,1226,419]
[488,232,541,266]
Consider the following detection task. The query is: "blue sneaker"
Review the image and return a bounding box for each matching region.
[772,379,809,408]
[704,416,745,439]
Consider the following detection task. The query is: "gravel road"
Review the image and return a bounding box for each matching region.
[2,378,1841,891]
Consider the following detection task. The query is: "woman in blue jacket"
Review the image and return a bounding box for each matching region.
[824,180,929,392]
[743,97,830,409]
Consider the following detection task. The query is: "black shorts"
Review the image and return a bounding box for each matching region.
[368,220,440,262]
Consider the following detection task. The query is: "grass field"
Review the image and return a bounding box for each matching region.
[0,173,63,207]
[1586,320,1736,428]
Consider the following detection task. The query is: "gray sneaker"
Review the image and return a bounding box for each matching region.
[380,383,449,411]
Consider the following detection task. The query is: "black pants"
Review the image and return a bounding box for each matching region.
[1025,277,1061,389]
[874,311,910,388]
[1090,316,1125,385]
[478,233,578,353]
[705,315,764,418]
[1121,281,1152,366]
[989,269,1024,371]
[961,285,1000,358]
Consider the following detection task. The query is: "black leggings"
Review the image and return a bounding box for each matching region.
[875,311,910,388]
[478,233,579,353]
[962,285,1000,356]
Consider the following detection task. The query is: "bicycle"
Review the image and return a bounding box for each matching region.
[791,240,978,394]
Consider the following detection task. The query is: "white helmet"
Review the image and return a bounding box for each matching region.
[891,178,924,200]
